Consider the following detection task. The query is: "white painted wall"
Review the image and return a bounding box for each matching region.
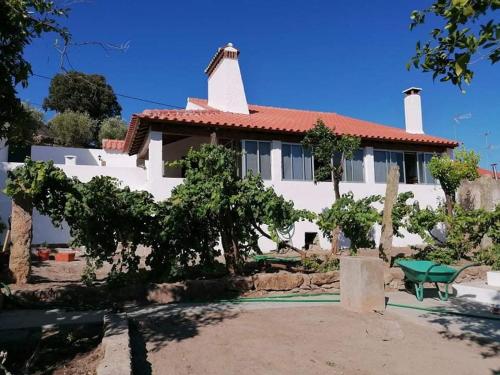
[0,138,446,251]
[31,145,137,167]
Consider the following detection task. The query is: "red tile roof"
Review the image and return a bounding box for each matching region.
[124,98,458,154]
[102,139,125,152]
[478,167,495,177]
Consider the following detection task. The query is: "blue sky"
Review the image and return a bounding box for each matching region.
[19,0,499,169]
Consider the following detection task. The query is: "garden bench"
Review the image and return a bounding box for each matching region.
[395,259,478,301]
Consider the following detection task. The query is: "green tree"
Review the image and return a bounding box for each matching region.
[48,110,95,147]
[4,159,71,283]
[302,119,360,252]
[409,0,499,89]
[317,192,381,253]
[0,0,68,136]
[43,71,121,123]
[169,144,310,275]
[428,148,479,216]
[98,117,128,144]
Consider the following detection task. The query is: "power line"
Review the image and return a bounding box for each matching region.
[31,73,184,109]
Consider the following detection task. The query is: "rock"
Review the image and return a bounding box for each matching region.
[322,281,340,290]
[147,283,186,304]
[389,268,405,280]
[454,265,491,283]
[185,279,227,299]
[225,276,254,292]
[310,271,340,286]
[300,274,311,289]
[254,272,304,291]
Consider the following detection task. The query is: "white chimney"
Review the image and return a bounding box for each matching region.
[403,87,424,134]
[205,43,249,115]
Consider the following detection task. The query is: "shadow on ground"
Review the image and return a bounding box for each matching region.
[130,303,239,351]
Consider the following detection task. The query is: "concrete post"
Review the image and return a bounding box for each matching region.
[147,130,164,182]
[364,147,375,184]
[340,256,385,312]
[271,140,282,182]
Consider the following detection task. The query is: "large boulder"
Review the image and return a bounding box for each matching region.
[310,271,340,286]
[254,272,304,291]
[147,283,186,304]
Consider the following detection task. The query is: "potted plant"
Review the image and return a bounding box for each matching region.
[55,250,76,262]
[37,242,51,261]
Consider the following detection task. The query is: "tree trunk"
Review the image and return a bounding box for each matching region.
[330,177,342,254]
[9,198,33,284]
[445,193,454,217]
[379,166,399,264]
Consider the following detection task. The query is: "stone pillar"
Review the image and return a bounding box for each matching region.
[364,147,375,184]
[271,140,282,182]
[340,256,385,312]
[147,130,164,182]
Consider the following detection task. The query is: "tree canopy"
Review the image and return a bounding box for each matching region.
[428,148,479,215]
[43,71,122,121]
[0,0,68,138]
[98,117,128,144]
[48,110,96,147]
[409,0,499,89]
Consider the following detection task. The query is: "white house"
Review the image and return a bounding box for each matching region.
[0,43,459,251]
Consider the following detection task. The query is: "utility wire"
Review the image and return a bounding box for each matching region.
[31,73,184,109]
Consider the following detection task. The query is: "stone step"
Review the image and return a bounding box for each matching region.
[453,281,500,306]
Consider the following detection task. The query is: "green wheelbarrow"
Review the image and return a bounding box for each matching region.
[395,259,478,301]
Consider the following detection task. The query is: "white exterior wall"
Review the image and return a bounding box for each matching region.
[0,139,446,250]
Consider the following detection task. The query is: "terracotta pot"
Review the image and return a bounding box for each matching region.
[37,248,51,261]
[55,252,76,262]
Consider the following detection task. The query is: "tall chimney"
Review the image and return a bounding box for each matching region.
[402,87,424,134]
[205,43,249,115]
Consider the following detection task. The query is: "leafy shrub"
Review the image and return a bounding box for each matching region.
[301,255,339,272]
[48,110,96,147]
[98,117,127,144]
[317,192,381,253]
[474,245,500,271]
[391,191,414,237]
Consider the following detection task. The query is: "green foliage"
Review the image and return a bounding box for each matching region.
[65,176,158,275]
[0,282,11,297]
[302,120,360,193]
[43,71,121,121]
[98,117,128,144]
[168,144,311,274]
[301,255,339,272]
[4,158,73,221]
[48,110,96,147]
[474,245,500,271]
[391,191,415,238]
[317,192,381,252]
[428,148,479,213]
[0,0,69,134]
[407,202,498,264]
[408,0,499,89]
[4,103,45,146]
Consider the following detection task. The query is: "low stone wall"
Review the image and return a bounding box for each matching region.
[8,265,490,308]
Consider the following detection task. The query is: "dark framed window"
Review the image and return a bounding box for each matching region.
[282,143,313,180]
[374,149,437,184]
[242,140,271,180]
[342,149,365,182]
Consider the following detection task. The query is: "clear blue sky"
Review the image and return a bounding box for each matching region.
[19,0,499,169]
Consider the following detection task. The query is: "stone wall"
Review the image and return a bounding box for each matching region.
[458,176,500,211]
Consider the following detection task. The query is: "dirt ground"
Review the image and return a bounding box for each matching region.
[134,305,500,375]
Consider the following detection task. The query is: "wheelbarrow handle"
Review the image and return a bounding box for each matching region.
[423,263,442,283]
[449,263,480,284]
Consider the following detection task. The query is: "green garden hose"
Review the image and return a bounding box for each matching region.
[214,292,500,321]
